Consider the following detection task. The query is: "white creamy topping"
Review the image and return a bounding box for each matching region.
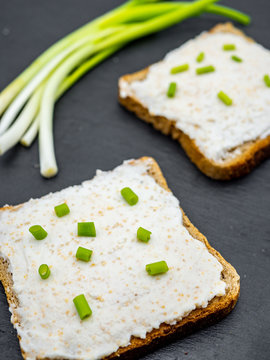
[0,159,226,360]
[120,32,270,162]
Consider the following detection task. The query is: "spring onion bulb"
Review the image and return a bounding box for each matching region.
[0,0,250,177]
[21,45,121,147]
[0,85,43,154]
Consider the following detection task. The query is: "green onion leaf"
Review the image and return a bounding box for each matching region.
[217,91,233,106]
[121,187,138,206]
[77,222,96,237]
[137,227,152,242]
[73,294,92,320]
[231,55,242,62]
[196,52,205,62]
[205,4,251,25]
[38,264,51,279]
[170,63,189,74]
[146,261,169,276]
[196,65,215,75]
[29,225,47,240]
[167,82,177,98]
[76,246,93,262]
[263,74,270,88]
[54,203,70,217]
[223,44,236,51]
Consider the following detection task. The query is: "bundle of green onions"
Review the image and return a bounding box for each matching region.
[0,0,250,178]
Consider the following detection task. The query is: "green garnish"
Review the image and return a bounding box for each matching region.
[231,55,242,62]
[76,246,93,262]
[223,44,236,51]
[137,227,152,243]
[78,222,96,237]
[217,91,233,106]
[73,294,92,320]
[196,52,205,62]
[146,261,169,276]
[121,187,138,206]
[263,74,270,88]
[0,0,250,178]
[196,65,215,75]
[29,225,47,240]
[170,64,189,74]
[54,203,70,217]
[38,264,51,279]
[167,82,177,98]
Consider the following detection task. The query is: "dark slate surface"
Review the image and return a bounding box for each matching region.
[0,0,269,359]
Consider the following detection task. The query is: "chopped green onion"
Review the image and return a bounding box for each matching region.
[223,44,236,51]
[231,55,242,62]
[38,264,51,279]
[196,52,205,62]
[73,294,92,320]
[121,187,138,206]
[29,225,47,240]
[77,222,96,237]
[137,227,152,243]
[196,65,215,75]
[76,246,93,262]
[54,202,70,217]
[170,63,189,74]
[263,74,270,88]
[217,91,233,106]
[146,261,169,276]
[167,82,177,98]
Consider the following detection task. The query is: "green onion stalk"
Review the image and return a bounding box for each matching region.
[0,0,250,178]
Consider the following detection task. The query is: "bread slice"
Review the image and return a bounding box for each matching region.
[119,23,270,180]
[0,157,240,359]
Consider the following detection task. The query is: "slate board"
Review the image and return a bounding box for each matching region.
[0,0,269,359]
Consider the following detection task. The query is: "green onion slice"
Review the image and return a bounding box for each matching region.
[264,74,270,88]
[223,44,236,51]
[77,222,96,237]
[170,63,189,74]
[167,82,177,98]
[121,187,138,206]
[38,264,51,279]
[146,261,169,276]
[54,203,70,217]
[231,55,242,62]
[76,246,93,262]
[73,294,92,320]
[29,225,47,240]
[137,227,152,243]
[196,52,205,62]
[196,65,215,75]
[217,91,233,106]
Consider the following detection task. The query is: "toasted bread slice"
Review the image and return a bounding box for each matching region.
[119,23,270,180]
[0,157,239,359]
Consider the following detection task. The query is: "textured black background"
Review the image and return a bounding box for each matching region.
[0,1,270,359]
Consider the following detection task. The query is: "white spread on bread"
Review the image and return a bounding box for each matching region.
[0,159,226,360]
[119,32,270,162]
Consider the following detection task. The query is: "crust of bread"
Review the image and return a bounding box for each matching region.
[118,23,270,180]
[0,156,240,360]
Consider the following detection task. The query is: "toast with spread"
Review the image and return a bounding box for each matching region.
[0,157,239,359]
[119,23,270,180]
